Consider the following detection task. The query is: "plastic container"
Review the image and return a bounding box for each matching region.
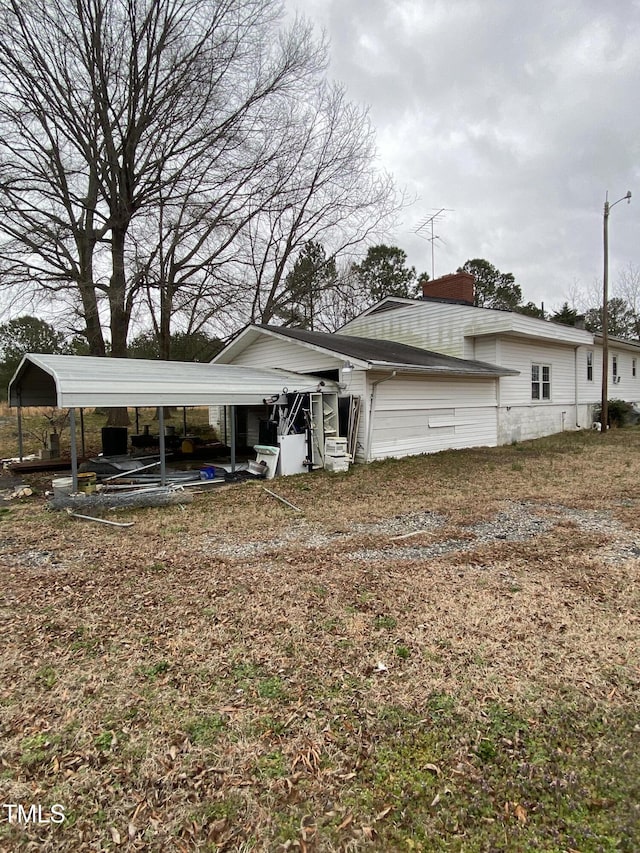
[199,465,216,480]
[77,472,97,494]
[52,477,73,497]
[324,456,349,474]
[325,437,348,456]
[101,427,128,456]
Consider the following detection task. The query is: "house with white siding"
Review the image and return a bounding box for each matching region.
[213,272,640,463]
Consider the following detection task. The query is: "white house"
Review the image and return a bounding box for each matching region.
[213,272,640,462]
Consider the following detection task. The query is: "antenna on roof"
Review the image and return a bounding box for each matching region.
[414,208,453,281]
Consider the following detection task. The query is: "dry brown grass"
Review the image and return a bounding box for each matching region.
[0,427,639,851]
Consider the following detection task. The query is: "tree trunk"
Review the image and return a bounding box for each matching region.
[109,226,130,358]
[106,225,131,427]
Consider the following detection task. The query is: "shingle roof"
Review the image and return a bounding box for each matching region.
[258,325,517,377]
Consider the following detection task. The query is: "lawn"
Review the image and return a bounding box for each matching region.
[0,413,639,851]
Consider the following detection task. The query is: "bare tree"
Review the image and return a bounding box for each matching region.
[616,263,640,338]
[0,0,324,360]
[232,81,400,328]
[312,260,372,332]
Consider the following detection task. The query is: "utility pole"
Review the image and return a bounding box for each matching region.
[601,191,631,434]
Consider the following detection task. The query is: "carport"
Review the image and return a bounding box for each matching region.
[8,354,336,489]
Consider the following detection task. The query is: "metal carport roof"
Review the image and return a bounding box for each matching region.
[8,354,337,408]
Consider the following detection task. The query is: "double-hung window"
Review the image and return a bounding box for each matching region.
[531,363,551,400]
[612,355,618,382]
[587,351,593,381]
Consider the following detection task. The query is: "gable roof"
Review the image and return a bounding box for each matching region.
[8,353,338,408]
[339,296,594,346]
[216,324,518,378]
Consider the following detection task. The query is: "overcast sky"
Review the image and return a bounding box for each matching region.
[287,0,640,311]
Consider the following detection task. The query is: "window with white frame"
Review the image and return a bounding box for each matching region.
[587,350,593,381]
[612,355,618,382]
[633,358,637,378]
[531,363,551,400]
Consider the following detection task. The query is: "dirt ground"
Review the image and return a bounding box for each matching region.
[1,428,639,851]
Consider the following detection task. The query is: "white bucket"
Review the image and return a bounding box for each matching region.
[52,477,73,497]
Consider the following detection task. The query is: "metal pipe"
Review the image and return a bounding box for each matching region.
[158,407,166,486]
[574,346,580,428]
[365,371,397,462]
[69,408,78,491]
[230,405,236,473]
[17,405,23,461]
[79,408,86,457]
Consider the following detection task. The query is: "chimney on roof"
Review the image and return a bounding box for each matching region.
[421,272,475,305]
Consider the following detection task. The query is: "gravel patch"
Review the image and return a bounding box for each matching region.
[3,549,62,569]
[350,510,445,537]
[206,520,345,558]
[207,511,447,558]
[346,501,640,564]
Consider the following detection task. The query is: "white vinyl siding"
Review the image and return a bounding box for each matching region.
[341,300,592,358]
[368,373,498,460]
[342,303,470,358]
[223,334,342,373]
[577,345,603,405]
[497,339,573,406]
[604,349,640,400]
[472,337,498,364]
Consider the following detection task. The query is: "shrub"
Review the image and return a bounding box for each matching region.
[593,398,635,428]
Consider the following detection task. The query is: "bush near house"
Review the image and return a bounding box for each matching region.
[594,398,637,428]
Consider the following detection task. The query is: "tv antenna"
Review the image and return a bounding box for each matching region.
[414,208,453,280]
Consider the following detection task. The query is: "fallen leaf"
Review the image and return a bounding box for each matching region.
[110,827,121,845]
[514,803,527,824]
[337,814,353,831]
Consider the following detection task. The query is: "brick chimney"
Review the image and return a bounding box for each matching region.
[421,272,475,305]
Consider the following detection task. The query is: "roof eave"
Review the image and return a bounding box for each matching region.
[368,360,518,377]
[594,333,640,352]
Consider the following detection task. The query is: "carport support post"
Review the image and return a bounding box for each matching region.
[158,407,167,486]
[79,408,86,457]
[230,405,236,474]
[16,406,24,461]
[69,408,78,492]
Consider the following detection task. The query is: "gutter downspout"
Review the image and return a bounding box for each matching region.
[365,371,397,463]
[574,345,580,429]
